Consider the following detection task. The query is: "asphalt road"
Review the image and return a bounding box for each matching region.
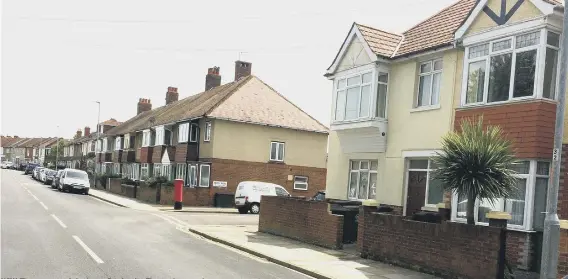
[1,169,311,279]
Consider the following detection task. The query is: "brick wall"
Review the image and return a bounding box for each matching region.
[358,206,505,279]
[379,204,403,215]
[121,184,136,198]
[506,230,536,270]
[207,158,327,198]
[108,178,122,194]
[136,185,158,204]
[258,196,344,249]
[139,147,152,163]
[159,186,212,206]
[559,228,568,277]
[152,146,163,163]
[454,100,556,158]
[112,150,122,163]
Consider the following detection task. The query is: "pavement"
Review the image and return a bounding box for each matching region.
[1,169,312,279]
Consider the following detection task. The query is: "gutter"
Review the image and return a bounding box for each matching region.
[208,116,329,134]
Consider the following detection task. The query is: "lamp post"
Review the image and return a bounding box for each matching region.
[540,2,568,278]
[93,101,101,188]
[55,126,60,171]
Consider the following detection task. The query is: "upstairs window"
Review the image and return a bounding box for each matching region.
[204,122,212,142]
[102,138,108,152]
[189,123,199,143]
[142,130,151,147]
[463,30,558,105]
[115,137,122,151]
[155,126,165,146]
[123,134,130,149]
[270,141,285,162]
[178,123,189,143]
[335,72,373,121]
[416,59,442,107]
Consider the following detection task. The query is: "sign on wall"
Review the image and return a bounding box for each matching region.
[213,181,227,188]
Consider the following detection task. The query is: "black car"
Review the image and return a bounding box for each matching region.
[44,170,56,185]
[24,164,39,174]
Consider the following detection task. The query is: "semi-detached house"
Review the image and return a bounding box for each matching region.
[325,0,565,272]
[98,61,328,206]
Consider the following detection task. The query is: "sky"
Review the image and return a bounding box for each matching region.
[1,0,458,138]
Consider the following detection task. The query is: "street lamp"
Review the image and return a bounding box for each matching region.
[55,125,60,171]
[93,101,101,188]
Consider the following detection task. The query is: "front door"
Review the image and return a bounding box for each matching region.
[405,171,426,216]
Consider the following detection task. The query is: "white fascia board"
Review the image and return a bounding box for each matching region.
[326,25,378,75]
[462,17,547,46]
[455,0,488,41]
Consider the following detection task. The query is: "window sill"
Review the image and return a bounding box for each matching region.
[293,188,308,191]
[450,219,535,232]
[421,206,439,212]
[458,97,555,110]
[411,105,440,113]
[268,160,285,164]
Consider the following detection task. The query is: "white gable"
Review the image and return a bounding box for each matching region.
[161,150,170,164]
[326,25,377,76]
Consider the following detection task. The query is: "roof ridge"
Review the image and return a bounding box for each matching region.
[248,76,329,132]
[391,34,405,58]
[402,0,467,35]
[355,22,402,37]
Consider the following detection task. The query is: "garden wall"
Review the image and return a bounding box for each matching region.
[358,205,506,279]
[258,196,344,249]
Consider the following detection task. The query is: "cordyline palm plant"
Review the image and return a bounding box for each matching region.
[432,117,518,225]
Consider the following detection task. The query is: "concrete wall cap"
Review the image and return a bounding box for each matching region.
[362,200,379,206]
[485,211,511,220]
[436,202,449,209]
[560,220,568,230]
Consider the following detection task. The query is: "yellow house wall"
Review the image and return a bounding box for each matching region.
[466,0,543,35]
[207,119,328,168]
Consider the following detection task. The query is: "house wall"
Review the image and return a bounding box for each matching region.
[465,0,542,36]
[199,118,214,159]
[208,119,328,168]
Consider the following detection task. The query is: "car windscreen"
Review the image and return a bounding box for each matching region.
[66,171,89,181]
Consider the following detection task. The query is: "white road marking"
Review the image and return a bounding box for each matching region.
[39,201,48,210]
[51,214,67,228]
[72,236,104,264]
[30,194,39,201]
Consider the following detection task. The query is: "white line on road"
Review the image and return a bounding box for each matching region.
[51,214,67,228]
[39,201,48,210]
[72,235,104,264]
[30,194,39,201]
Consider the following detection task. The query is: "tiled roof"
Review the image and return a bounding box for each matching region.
[1,137,21,147]
[208,77,329,133]
[106,75,328,136]
[100,118,122,126]
[355,0,477,58]
[355,23,403,58]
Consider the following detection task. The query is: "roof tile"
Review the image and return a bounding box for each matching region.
[355,23,403,58]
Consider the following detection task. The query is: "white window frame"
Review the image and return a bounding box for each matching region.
[199,164,210,187]
[416,58,443,108]
[113,163,121,175]
[189,123,199,143]
[461,29,559,107]
[178,123,189,143]
[142,130,151,147]
[293,176,308,191]
[102,138,108,152]
[543,31,561,100]
[269,141,285,162]
[347,160,378,200]
[161,163,171,180]
[153,163,162,177]
[140,163,150,180]
[115,137,122,151]
[451,160,549,231]
[334,71,374,122]
[406,159,443,208]
[204,122,212,142]
[123,134,130,149]
[176,163,187,185]
[154,126,165,146]
[188,165,197,187]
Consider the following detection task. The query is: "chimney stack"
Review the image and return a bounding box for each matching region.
[165,87,178,105]
[84,127,91,137]
[75,129,82,138]
[234,61,252,81]
[137,98,152,115]
[205,67,221,90]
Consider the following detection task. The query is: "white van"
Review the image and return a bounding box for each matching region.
[234,181,290,214]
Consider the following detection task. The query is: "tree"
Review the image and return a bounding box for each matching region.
[432,117,518,225]
[44,139,65,166]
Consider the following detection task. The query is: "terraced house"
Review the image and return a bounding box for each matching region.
[61,126,103,170]
[98,61,328,206]
[324,0,565,272]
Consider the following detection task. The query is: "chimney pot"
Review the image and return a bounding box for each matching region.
[137,98,152,115]
[166,86,179,105]
[234,60,252,81]
[84,127,91,137]
[205,66,222,91]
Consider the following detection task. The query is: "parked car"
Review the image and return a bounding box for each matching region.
[310,190,326,202]
[32,167,43,180]
[58,169,90,194]
[26,164,39,175]
[52,170,64,189]
[43,170,56,185]
[234,181,290,214]
[39,169,49,183]
[1,162,13,169]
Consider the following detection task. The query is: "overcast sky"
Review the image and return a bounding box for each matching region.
[1,0,457,138]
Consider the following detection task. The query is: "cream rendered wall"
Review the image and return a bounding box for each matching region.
[465,0,542,35]
[208,119,328,168]
[198,118,214,159]
[336,36,373,73]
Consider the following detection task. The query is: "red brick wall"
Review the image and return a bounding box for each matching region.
[258,196,344,249]
[174,144,187,162]
[454,100,556,158]
[558,229,568,278]
[152,146,163,163]
[206,158,326,199]
[139,147,153,163]
[506,230,535,270]
[136,185,159,204]
[120,150,135,163]
[358,206,504,279]
[159,186,212,206]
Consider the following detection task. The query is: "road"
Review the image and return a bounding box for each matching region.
[1,169,311,279]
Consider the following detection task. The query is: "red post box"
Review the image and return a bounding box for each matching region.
[174,179,183,210]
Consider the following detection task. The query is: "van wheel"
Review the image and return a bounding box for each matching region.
[250,203,260,214]
[238,207,248,214]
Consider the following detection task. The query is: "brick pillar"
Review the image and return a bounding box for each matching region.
[558,220,568,278]
[358,200,378,256]
[487,212,510,279]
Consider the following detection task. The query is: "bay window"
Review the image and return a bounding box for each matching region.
[140,163,150,180]
[199,164,210,187]
[153,163,162,177]
[188,165,197,187]
[115,137,122,151]
[348,160,377,200]
[155,126,165,146]
[334,70,388,122]
[176,163,187,185]
[190,123,199,143]
[178,123,189,143]
[452,160,550,230]
[142,130,151,147]
[123,134,130,149]
[204,122,212,142]
[463,30,559,105]
[102,139,108,152]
